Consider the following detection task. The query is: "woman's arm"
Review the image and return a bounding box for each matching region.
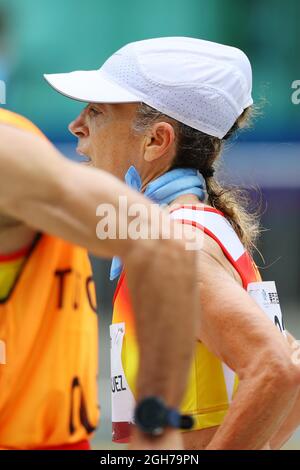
[269,332,300,449]
[195,234,300,450]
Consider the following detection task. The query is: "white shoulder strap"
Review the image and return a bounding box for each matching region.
[171,207,245,262]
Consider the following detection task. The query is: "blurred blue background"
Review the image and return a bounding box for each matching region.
[0,0,299,449]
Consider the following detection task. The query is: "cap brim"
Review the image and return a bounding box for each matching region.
[44,70,141,103]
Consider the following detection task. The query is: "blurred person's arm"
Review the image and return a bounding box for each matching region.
[0,213,36,253]
[269,332,300,449]
[0,123,199,449]
[192,233,300,450]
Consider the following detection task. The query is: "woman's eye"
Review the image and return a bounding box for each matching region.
[89,107,101,116]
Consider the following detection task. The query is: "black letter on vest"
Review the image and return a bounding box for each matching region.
[69,376,97,435]
[86,276,97,313]
[55,268,72,309]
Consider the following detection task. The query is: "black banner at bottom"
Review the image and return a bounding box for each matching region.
[0,450,299,467]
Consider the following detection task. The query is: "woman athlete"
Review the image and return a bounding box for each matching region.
[46,36,300,449]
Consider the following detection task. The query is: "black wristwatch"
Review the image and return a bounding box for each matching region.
[134,396,194,436]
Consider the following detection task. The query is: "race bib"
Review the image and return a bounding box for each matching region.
[247,281,286,335]
[110,322,135,423]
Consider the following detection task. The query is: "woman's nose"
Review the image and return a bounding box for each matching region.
[68,111,89,138]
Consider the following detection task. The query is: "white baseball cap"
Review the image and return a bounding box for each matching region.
[44,37,253,139]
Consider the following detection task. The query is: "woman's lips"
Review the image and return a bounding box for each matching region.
[76,145,86,156]
[76,146,92,164]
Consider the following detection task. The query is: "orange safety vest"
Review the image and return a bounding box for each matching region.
[0,235,99,449]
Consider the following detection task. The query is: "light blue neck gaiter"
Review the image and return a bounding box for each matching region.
[110,166,205,280]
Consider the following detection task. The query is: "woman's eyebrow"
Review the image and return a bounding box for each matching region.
[89,103,107,111]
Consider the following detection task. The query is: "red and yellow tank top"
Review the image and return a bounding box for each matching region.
[111,205,261,443]
[0,246,31,301]
[0,235,99,449]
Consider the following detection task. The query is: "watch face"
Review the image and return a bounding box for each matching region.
[135,397,168,434]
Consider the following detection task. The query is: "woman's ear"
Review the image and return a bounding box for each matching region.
[143,122,176,162]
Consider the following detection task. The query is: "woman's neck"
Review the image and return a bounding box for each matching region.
[170,193,205,207]
[141,169,169,193]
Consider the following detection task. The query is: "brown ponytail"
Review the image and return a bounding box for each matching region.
[133,104,260,253]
